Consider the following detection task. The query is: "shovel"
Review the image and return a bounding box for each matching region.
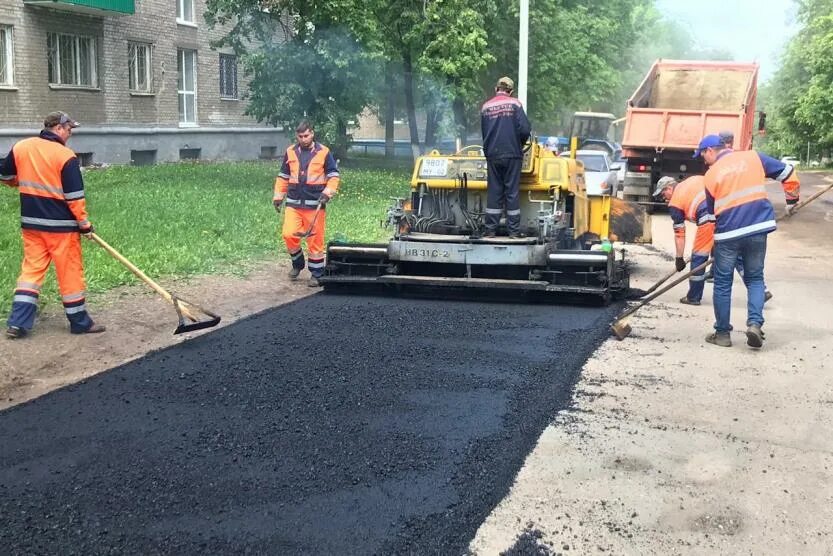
[89,233,221,335]
[294,202,323,239]
[611,179,833,340]
[610,259,711,340]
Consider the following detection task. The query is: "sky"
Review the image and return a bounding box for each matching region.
[655,0,799,83]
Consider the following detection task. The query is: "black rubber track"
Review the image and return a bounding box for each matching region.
[0,294,618,555]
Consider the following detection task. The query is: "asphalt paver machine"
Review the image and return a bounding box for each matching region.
[320,142,650,303]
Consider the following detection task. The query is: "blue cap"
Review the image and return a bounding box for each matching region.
[693,134,723,158]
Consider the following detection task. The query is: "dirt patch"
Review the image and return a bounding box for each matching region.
[0,259,313,410]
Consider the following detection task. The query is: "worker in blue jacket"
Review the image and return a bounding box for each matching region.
[480,76,531,238]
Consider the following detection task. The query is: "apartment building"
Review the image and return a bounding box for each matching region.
[0,0,287,164]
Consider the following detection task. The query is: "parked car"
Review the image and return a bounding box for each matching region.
[781,156,801,167]
[561,150,620,197]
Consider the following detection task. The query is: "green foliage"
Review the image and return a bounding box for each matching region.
[763,0,833,158]
[0,162,410,311]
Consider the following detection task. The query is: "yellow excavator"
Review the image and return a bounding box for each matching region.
[320,141,650,302]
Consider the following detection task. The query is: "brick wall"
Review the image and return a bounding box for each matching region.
[0,0,261,129]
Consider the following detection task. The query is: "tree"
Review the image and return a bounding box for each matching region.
[204,0,380,157]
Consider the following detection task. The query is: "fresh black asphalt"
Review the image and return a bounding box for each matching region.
[0,294,617,555]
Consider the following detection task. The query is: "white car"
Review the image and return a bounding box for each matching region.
[780,156,801,167]
[561,150,620,196]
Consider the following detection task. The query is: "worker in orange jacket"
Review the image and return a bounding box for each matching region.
[1,111,105,339]
[696,133,800,348]
[273,120,340,287]
[653,176,714,305]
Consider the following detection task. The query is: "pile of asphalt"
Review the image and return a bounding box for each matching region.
[0,294,617,555]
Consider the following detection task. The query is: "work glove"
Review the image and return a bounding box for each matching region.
[785,199,798,216]
[273,200,282,213]
[79,223,95,237]
[675,257,686,272]
[318,193,331,206]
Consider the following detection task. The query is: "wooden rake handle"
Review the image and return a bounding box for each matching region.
[89,233,174,303]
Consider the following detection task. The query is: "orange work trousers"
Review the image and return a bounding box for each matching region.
[282,206,327,278]
[8,229,92,332]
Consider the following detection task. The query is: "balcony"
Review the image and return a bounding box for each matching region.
[24,0,134,16]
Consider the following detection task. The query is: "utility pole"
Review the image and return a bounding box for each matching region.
[518,0,529,108]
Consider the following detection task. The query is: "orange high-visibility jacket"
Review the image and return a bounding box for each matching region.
[704,150,800,242]
[668,175,715,256]
[274,142,340,209]
[4,131,89,233]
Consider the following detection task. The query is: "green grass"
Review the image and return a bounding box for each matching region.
[0,160,411,311]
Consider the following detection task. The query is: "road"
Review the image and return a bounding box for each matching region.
[0,294,616,554]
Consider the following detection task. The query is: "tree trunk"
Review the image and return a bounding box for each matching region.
[424,106,438,151]
[385,61,395,159]
[453,94,468,152]
[402,52,421,161]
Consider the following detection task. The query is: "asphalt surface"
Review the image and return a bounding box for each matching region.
[0,294,617,555]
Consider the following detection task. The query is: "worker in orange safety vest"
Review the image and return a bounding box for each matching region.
[653,175,715,305]
[1,111,105,339]
[273,120,340,287]
[696,133,800,348]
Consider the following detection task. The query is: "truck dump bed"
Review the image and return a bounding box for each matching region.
[622,60,759,152]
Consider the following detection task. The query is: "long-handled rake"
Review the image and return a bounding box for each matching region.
[611,179,833,340]
[90,233,221,335]
[294,202,324,239]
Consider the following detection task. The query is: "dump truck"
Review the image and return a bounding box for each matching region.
[319,141,651,303]
[620,60,764,206]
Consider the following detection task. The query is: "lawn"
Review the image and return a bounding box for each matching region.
[0,160,411,311]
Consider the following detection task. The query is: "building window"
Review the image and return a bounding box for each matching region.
[131,149,157,166]
[260,146,277,159]
[76,152,94,167]
[179,148,201,160]
[219,54,238,99]
[47,32,97,87]
[176,0,194,24]
[128,42,152,93]
[177,49,197,125]
[0,25,13,86]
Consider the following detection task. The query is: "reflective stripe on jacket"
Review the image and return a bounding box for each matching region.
[273,142,340,209]
[705,150,777,242]
[10,132,88,233]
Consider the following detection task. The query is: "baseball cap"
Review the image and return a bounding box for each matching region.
[693,134,723,158]
[43,111,80,129]
[496,76,514,90]
[652,176,678,197]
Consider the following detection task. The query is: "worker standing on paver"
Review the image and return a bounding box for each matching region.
[653,175,714,306]
[0,111,105,339]
[480,76,531,238]
[695,134,800,348]
[273,120,340,287]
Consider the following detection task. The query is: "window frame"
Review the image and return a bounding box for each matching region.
[0,25,14,87]
[218,53,238,100]
[176,0,195,25]
[177,48,198,126]
[128,41,153,93]
[47,32,98,88]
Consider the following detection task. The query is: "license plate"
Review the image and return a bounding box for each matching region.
[420,158,449,177]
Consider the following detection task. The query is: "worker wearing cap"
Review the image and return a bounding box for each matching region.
[653,176,714,305]
[0,111,105,339]
[480,76,531,238]
[696,134,800,348]
[273,119,340,287]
